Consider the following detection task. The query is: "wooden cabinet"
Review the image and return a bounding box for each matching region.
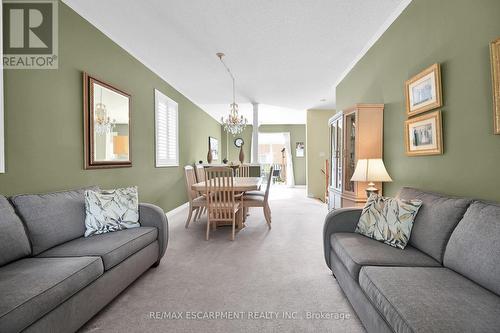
[328,104,384,210]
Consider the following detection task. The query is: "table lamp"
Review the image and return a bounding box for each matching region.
[113,136,129,156]
[350,159,392,197]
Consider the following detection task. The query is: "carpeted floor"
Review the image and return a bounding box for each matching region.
[80,186,365,333]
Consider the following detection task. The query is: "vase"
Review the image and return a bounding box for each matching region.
[239,144,245,163]
[207,149,213,164]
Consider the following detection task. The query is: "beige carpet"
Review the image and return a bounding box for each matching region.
[80,186,365,333]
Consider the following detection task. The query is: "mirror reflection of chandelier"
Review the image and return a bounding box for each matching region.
[217,53,248,135]
[94,87,115,134]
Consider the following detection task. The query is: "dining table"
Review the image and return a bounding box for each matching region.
[191,177,262,193]
[191,177,262,229]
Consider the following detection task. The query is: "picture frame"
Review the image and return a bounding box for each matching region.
[295,142,305,157]
[490,37,500,134]
[209,136,219,160]
[83,72,132,169]
[405,63,442,117]
[404,111,443,156]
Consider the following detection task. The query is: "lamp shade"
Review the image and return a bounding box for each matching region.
[113,136,129,155]
[350,159,392,182]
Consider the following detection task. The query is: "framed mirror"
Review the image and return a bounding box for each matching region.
[83,73,131,169]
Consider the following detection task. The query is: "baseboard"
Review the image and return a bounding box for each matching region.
[165,202,188,219]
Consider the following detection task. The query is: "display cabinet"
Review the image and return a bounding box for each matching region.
[328,104,384,210]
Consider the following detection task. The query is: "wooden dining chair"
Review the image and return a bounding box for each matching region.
[195,164,205,183]
[236,164,250,177]
[243,166,274,229]
[245,166,272,197]
[205,167,243,241]
[194,164,207,219]
[184,165,206,228]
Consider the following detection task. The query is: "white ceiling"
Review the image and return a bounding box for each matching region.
[63,0,411,124]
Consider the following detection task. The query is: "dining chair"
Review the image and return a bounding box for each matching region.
[243,166,274,229]
[195,164,205,183]
[184,165,206,229]
[244,166,271,197]
[194,164,207,219]
[235,164,250,177]
[205,167,243,241]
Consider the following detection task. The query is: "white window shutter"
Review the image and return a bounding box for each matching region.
[155,89,179,167]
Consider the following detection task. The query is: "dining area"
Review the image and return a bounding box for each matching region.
[184,164,273,240]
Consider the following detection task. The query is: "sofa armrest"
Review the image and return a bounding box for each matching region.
[139,203,168,262]
[323,208,362,269]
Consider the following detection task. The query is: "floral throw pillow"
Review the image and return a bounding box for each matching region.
[84,186,140,237]
[355,194,422,249]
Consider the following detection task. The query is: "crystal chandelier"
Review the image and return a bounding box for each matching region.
[217,53,248,135]
[94,87,115,134]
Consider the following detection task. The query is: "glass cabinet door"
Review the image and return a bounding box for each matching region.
[330,123,336,188]
[336,117,343,191]
[344,112,356,193]
[329,116,343,192]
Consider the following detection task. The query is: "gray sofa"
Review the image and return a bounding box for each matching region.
[0,187,168,333]
[323,187,500,333]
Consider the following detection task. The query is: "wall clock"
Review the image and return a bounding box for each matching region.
[234,138,244,148]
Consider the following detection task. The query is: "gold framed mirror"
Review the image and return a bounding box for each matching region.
[491,38,500,134]
[83,72,131,169]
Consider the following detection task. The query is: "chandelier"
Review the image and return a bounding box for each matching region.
[217,52,248,135]
[94,87,115,134]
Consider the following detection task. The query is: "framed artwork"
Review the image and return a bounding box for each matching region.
[491,37,500,134]
[83,73,132,169]
[209,136,219,160]
[404,111,443,156]
[295,142,305,157]
[405,63,442,117]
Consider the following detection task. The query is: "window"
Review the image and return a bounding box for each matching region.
[155,89,178,167]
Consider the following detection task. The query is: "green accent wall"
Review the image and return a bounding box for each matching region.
[221,126,253,163]
[0,3,221,211]
[336,0,500,201]
[259,124,306,185]
[306,109,336,200]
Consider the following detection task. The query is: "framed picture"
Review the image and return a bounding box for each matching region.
[491,37,500,134]
[209,136,219,160]
[83,73,132,169]
[295,142,305,157]
[405,63,442,117]
[404,111,443,156]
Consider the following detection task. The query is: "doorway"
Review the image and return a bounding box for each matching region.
[258,132,294,186]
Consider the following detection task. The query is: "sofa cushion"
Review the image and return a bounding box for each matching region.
[444,201,500,296]
[397,187,472,262]
[38,227,158,270]
[330,233,439,281]
[84,186,140,237]
[359,266,500,333]
[0,195,31,266]
[355,194,422,249]
[0,257,103,333]
[10,186,98,255]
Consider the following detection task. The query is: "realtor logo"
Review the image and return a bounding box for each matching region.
[2,0,58,69]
